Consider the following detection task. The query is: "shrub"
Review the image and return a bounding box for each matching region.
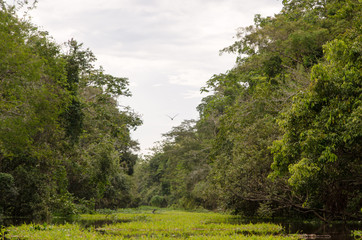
[150,195,167,208]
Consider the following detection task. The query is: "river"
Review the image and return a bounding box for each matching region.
[1,216,361,239]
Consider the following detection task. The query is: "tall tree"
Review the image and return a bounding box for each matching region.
[271,17,361,220]
[0,3,70,218]
[0,2,142,218]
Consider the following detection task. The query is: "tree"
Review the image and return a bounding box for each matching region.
[134,120,216,209]
[271,26,362,220]
[195,0,361,218]
[0,2,142,218]
[0,3,71,219]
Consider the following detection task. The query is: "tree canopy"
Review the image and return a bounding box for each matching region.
[0,1,141,219]
[135,0,361,221]
[1,0,361,221]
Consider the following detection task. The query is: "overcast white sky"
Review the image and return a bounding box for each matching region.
[24,0,283,155]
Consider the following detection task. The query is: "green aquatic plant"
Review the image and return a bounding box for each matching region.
[352,230,362,239]
[5,210,299,239]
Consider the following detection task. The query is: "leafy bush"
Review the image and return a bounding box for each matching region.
[50,192,77,217]
[150,195,167,208]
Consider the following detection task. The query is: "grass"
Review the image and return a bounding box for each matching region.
[4,209,299,239]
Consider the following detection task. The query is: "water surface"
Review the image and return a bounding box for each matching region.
[1,215,361,239]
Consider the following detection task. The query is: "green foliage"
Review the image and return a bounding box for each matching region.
[50,192,77,217]
[352,230,362,239]
[135,0,361,221]
[0,3,71,219]
[204,0,361,220]
[0,173,17,214]
[150,195,167,208]
[134,120,215,210]
[0,2,141,219]
[257,203,273,219]
[1,0,361,222]
[271,28,362,218]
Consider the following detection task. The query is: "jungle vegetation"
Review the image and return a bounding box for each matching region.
[133,0,361,221]
[0,0,361,222]
[0,1,142,219]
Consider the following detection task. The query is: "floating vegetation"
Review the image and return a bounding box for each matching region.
[4,210,299,239]
[352,230,362,239]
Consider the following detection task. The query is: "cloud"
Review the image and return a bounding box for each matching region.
[183,90,203,99]
[29,0,283,154]
[168,70,213,87]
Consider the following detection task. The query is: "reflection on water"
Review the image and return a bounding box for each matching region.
[0,217,33,226]
[282,221,361,240]
[54,218,132,228]
[0,217,130,229]
[223,218,361,240]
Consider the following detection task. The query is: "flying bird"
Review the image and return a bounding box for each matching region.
[166,114,178,120]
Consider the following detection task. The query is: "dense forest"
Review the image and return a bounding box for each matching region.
[133,0,361,221]
[0,1,142,219]
[0,0,361,222]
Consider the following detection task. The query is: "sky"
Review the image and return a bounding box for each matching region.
[21,0,283,155]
